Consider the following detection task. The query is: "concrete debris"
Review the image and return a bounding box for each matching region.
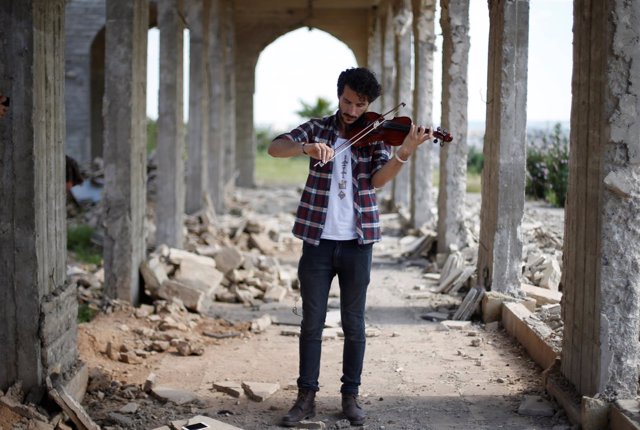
[250,314,272,333]
[143,373,157,393]
[139,212,296,309]
[240,381,280,402]
[212,381,244,398]
[441,320,472,330]
[517,395,556,417]
[150,386,197,405]
[46,375,100,430]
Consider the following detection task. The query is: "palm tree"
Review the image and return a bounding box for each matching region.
[295,97,335,119]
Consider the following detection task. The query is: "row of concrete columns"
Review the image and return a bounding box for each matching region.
[368,0,469,253]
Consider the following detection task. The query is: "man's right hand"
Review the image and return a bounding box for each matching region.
[303,142,334,165]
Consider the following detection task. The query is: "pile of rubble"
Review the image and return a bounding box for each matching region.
[139,207,298,313]
[397,196,565,327]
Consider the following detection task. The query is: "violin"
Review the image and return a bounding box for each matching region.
[343,111,453,148]
[315,103,453,167]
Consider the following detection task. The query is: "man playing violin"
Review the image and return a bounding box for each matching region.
[269,67,432,427]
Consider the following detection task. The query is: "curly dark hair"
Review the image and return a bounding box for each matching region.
[337,67,382,103]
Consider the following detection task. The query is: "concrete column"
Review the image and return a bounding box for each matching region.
[0,0,77,393]
[378,4,397,204]
[381,4,397,114]
[103,0,148,303]
[410,0,437,229]
[185,0,210,214]
[156,0,185,248]
[235,56,257,189]
[207,0,226,213]
[64,0,106,165]
[561,0,640,397]
[223,0,238,190]
[392,0,414,213]
[437,0,469,252]
[476,0,528,295]
[367,9,383,114]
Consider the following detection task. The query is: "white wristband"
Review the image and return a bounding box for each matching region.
[395,151,409,164]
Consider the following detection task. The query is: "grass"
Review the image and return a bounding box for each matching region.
[67,224,102,265]
[466,172,482,193]
[255,150,482,193]
[255,151,310,186]
[78,303,98,323]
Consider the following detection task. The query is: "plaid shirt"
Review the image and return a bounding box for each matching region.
[275,113,390,246]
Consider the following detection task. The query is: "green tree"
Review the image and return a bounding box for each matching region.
[525,123,569,207]
[295,97,335,119]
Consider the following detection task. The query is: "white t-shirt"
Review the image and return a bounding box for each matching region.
[321,138,358,240]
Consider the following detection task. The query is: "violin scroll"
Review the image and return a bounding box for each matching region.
[432,127,453,147]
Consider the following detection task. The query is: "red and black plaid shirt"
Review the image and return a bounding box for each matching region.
[275,113,390,246]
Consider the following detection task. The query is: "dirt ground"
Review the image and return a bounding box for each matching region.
[78,188,572,430]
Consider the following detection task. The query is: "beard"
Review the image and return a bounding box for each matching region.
[338,109,365,131]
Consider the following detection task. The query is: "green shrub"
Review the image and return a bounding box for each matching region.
[67,224,102,265]
[526,147,549,200]
[467,146,484,174]
[147,118,157,154]
[526,123,569,207]
[78,303,98,323]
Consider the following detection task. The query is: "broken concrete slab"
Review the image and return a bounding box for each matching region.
[441,320,472,330]
[174,258,224,293]
[610,399,640,430]
[46,375,100,430]
[263,284,288,303]
[214,246,244,274]
[158,280,206,313]
[539,258,561,291]
[581,396,610,430]
[143,373,157,393]
[212,381,243,398]
[248,232,276,255]
[502,302,559,370]
[250,314,272,333]
[241,381,279,402]
[521,283,562,305]
[151,386,197,405]
[141,255,169,292]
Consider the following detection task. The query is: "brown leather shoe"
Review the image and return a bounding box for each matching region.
[342,393,366,426]
[281,389,316,427]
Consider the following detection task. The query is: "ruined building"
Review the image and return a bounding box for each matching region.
[1,0,639,427]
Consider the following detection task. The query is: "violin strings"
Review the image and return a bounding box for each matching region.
[313,102,406,168]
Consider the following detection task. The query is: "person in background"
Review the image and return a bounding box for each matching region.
[0,94,9,118]
[268,67,433,427]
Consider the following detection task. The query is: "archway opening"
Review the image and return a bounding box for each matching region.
[253,28,356,186]
[254,28,357,132]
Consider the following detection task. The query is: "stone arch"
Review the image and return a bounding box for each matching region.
[65,0,158,165]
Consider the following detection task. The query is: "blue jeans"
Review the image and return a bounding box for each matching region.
[296,239,373,395]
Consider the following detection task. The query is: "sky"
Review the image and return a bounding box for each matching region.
[147,0,573,131]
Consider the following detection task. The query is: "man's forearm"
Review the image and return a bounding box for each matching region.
[371,147,411,188]
[268,139,305,158]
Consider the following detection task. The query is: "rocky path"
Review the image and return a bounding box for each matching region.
[155,228,570,429]
[77,187,572,430]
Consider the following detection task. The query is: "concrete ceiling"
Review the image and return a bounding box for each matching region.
[234,0,383,66]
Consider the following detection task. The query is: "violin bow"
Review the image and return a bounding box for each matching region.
[314,102,407,168]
